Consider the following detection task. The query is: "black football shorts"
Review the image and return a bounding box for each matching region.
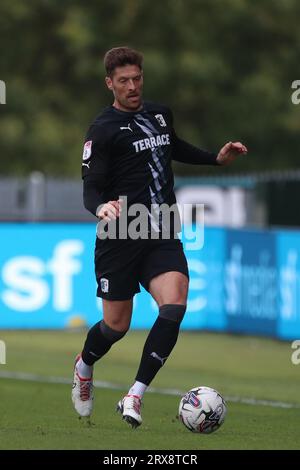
[94,237,189,300]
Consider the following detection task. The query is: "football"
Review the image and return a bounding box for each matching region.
[178,386,227,434]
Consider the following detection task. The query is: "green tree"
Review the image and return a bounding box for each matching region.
[0,0,299,176]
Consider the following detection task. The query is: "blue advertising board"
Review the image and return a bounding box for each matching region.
[0,223,300,340]
[225,229,278,336]
[181,227,226,331]
[276,231,300,340]
[0,223,97,328]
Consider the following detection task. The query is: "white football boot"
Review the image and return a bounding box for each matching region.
[117,394,142,428]
[72,354,94,417]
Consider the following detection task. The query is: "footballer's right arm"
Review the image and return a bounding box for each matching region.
[82,125,123,221]
[83,175,122,221]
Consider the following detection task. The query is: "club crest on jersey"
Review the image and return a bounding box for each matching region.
[100,278,109,293]
[82,140,92,160]
[155,114,167,127]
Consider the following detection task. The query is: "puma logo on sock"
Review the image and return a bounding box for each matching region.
[89,351,102,358]
[150,352,168,366]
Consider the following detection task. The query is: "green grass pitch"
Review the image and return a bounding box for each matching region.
[0,330,299,450]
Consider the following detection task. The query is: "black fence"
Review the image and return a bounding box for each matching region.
[1,170,300,227]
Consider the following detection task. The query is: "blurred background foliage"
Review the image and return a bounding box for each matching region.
[0,0,299,176]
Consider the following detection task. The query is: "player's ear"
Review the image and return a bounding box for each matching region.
[105,76,113,91]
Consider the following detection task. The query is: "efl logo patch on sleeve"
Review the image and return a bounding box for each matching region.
[82,140,92,160]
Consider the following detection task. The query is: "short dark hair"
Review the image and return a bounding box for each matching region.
[103,47,143,76]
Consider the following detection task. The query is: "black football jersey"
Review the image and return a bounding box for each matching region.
[82,101,177,209]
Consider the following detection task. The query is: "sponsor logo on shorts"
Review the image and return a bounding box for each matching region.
[100,278,109,293]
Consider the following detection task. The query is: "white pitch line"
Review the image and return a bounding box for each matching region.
[0,370,299,410]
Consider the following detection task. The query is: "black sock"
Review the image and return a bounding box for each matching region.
[81,320,127,366]
[135,304,186,386]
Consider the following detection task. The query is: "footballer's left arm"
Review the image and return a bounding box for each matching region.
[172,134,220,165]
[172,135,247,166]
[216,141,248,165]
[169,106,247,166]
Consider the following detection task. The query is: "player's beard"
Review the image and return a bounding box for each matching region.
[124,93,142,111]
[113,92,143,112]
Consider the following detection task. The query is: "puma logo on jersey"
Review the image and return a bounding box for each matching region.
[133,133,170,153]
[82,161,90,169]
[120,123,133,132]
[150,352,168,366]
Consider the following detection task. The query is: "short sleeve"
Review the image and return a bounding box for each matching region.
[81,124,109,179]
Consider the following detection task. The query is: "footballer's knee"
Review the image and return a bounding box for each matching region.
[153,273,189,305]
[159,304,186,324]
[100,320,128,342]
[102,299,132,332]
[175,276,189,304]
[104,315,131,332]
